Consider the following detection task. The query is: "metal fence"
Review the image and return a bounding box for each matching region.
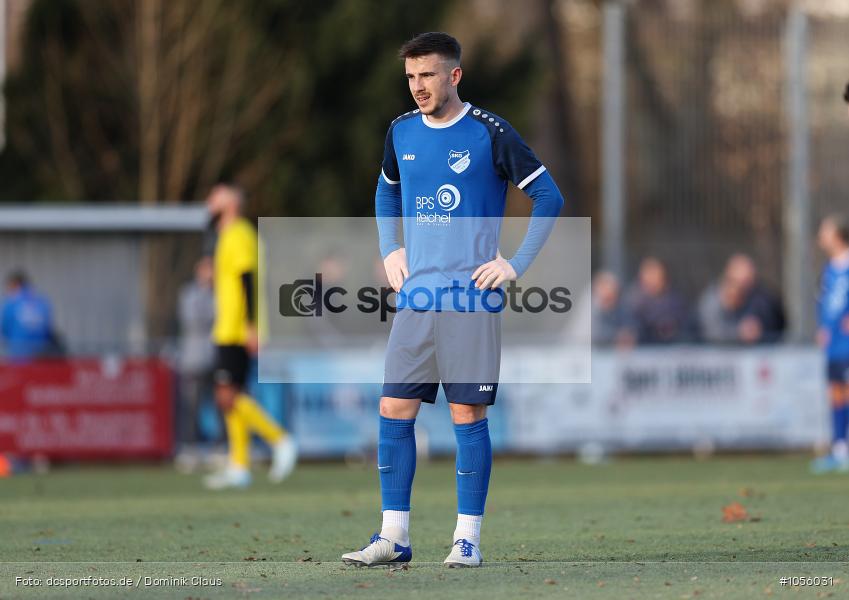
[598,0,849,341]
[0,206,205,356]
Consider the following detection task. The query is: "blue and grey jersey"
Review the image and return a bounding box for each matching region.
[375,102,564,311]
[819,258,849,360]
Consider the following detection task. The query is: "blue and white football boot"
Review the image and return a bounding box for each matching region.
[342,528,412,567]
[810,453,849,474]
[443,538,483,568]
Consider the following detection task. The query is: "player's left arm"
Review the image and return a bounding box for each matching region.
[0,301,11,340]
[473,124,564,290]
[234,230,260,353]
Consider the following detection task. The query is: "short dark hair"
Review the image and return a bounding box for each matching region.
[844,82,849,104]
[6,269,28,288]
[398,32,461,63]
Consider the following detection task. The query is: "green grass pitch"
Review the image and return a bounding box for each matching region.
[0,456,847,599]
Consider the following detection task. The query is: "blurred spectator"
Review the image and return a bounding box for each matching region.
[0,270,61,361]
[622,257,692,344]
[698,254,785,344]
[176,257,217,457]
[844,81,849,116]
[591,271,631,347]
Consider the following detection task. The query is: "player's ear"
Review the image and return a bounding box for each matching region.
[451,66,462,87]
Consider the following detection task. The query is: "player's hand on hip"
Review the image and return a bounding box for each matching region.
[472,250,517,290]
[383,247,409,293]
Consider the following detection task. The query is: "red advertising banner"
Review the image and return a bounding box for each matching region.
[0,358,173,459]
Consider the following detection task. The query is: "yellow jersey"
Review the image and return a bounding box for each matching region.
[213,217,257,345]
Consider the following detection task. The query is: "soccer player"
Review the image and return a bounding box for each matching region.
[203,184,297,489]
[812,215,849,473]
[342,32,564,567]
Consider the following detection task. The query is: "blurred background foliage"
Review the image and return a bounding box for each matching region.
[2,0,849,298]
[0,0,542,216]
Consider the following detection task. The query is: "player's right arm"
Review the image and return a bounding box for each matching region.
[817,266,832,348]
[0,300,12,340]
[376,123,409,292]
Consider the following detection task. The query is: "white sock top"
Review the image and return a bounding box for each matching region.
[453,513,482,546]
[381,510,410,545]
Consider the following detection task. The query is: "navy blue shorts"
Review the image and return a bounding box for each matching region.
[382,309,500,405]
[827,359,849,384]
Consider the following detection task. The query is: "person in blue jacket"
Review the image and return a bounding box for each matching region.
[0,270,58,361]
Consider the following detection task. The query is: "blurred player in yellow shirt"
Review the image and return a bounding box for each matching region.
[203,184,297,489]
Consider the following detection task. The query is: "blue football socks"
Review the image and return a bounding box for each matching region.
[453,418,492,516]
[378,416,417,511]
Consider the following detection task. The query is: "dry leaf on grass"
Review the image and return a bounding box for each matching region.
[722,502,749,523]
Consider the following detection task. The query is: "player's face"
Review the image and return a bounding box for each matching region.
[639,260,667,296]
[818,220,838,254]
[206,186,239,221]
[206,188,226,217]
[405,54,460,116]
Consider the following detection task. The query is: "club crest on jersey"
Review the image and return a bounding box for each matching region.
[448,149,471,174]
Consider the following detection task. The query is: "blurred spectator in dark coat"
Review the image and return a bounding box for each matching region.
[591,271,631,347]
[622,257,692,344]
[698,254,785,344]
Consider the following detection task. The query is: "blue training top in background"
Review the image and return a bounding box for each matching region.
[819,259,849,360]
[375,103,563,312]
[1,285,54,360]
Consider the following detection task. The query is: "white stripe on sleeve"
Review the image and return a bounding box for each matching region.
[517,165,547,190]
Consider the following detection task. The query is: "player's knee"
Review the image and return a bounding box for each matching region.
[379,396,419,419]
[841,383,849,402]
[829,384,847,408]
[449,403,486,424]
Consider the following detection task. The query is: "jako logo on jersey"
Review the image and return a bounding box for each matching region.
[448,149,470,174]
[478,385,494,392]
[402,154,415,161]
[436,184,461,211]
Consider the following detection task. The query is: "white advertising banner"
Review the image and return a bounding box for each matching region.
[501,347,827,452]
[280,346,829,456]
